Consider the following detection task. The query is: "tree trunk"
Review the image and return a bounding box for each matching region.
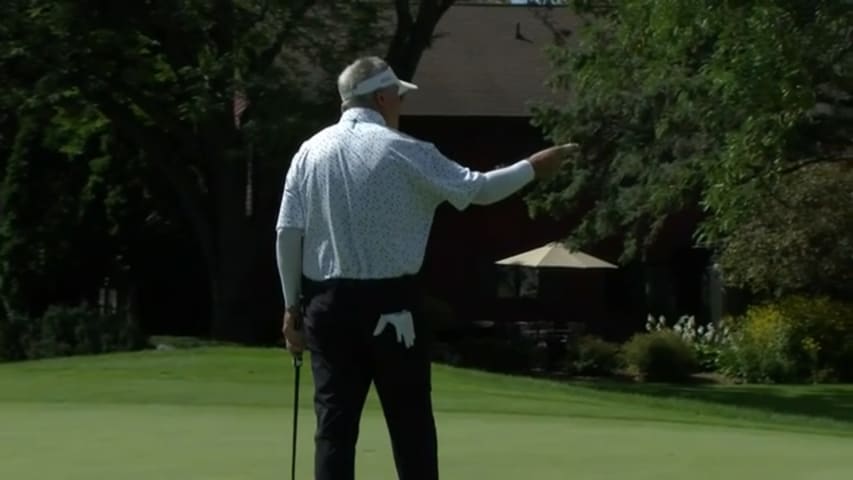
[170,165,275,344]
[204,128,282,344]
[209,153,268,343]
[386,0,455,80]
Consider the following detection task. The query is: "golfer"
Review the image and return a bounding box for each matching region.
[276,56,577,480]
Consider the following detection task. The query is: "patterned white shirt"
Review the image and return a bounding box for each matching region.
[276,108,488,281]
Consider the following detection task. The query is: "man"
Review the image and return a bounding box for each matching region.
[276,56,577,480]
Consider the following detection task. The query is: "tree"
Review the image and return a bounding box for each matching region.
[528,0,853,297]
[0,0,461,342]
[717,163,853,298]
[387,0,456,79]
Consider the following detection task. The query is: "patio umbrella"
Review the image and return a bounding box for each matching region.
[494,242,618,372]
[496,242,617,269]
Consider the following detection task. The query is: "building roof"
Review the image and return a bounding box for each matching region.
[401,4,585,118]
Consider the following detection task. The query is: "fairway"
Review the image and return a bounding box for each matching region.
[1,347,852,479]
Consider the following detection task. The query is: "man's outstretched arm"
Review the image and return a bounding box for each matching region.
[471,160,535,205]
[471,143,580,205]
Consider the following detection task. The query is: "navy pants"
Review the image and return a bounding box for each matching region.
[302,276,438,480]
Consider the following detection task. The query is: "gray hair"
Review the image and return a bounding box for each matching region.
[338,56,389,111]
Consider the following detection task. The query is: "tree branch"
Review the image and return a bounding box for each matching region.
[254,0,271,24]
[387,0,416,77]
[779,155,853,176]
[387,0,455,80]
[438,0,455,15]
[251,0,316,73]
[92,94,219,280]
[395,0,414,27]
[210,0,236,59]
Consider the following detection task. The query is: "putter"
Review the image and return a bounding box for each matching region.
[291,350,302,480]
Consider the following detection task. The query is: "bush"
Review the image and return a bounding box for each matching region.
[778,296,853,382]
[567,335,623,376]
[645,314,731,372]
[0,309,29,361]
[718,296,853,383]
[623,330,698,383]
[717,305,796,383]
[1,304,146,362]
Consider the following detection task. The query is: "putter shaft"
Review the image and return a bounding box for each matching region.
[291,353,302,480]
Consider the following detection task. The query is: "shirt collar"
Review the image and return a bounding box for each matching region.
[339,107,387,127]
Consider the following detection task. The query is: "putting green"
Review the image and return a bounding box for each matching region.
[1,403,850,480]
[1,347,851,479]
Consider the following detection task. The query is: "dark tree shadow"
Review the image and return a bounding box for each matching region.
[572,379,853,424]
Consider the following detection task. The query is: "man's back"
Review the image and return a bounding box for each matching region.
[278,108,484,281]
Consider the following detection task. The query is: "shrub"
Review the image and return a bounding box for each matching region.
[623,330,698,383]
[0,309,29,362]
[645,314,732,372]
[3,305,146,362]
[777,296,853,382]
[838,335,853,382]
[567,335,623,376]
[719,296,853,383]
[717,304,796,383]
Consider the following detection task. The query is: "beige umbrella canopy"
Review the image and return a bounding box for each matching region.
[496,242,617,269]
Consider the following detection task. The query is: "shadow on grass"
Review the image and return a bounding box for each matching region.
[573,379,853,424]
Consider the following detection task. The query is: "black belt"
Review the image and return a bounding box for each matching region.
[302,274,423,315]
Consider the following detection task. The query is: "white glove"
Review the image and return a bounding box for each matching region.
[373,311,416,349]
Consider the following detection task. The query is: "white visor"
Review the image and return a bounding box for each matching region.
[341,67,418,101]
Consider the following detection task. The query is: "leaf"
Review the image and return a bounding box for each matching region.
[528,0,852,295]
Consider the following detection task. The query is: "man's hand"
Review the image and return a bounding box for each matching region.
[282,307,305,355]
[527,143,580,180]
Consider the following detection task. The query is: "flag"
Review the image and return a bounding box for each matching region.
[233,70,253,216]
[233,88,249,130]
[233,67,250,129]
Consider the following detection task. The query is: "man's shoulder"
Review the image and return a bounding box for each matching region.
[301,124,342,148]
[299,121,440,164]
[299,121,394,148]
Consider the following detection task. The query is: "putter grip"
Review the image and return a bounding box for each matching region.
[293,309,303,366]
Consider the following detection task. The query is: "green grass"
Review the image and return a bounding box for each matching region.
[1,347,852,479]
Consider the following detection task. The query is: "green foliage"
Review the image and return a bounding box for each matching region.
[719,296,853,383]
[566,335,623,376]
[0,308,28,361]
[717,306,796,383]
[530,0,853,291]
[0,0,398,338]
[717,163,853,297]
[623,330,698,383]
[0,105,134,314]
[0,305,147,362]
[645,314,733,372]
